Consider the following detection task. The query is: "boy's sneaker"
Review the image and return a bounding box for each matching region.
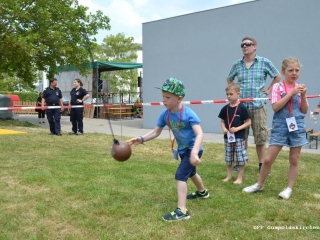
[242,183,263,193]
[162,207,190,221]
[76,132,83,135]
[232,165,240,172]
[68,131,76,135]
[187,189,209,199]
[278,187,292,199]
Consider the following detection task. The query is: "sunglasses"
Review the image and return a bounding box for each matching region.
[241,42,254,48]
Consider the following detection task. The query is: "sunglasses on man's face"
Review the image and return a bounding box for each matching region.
[241,42,254,48]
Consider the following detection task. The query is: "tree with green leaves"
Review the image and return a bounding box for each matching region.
[0,75,18,92]
[0,71,44,92]
[94,33,141,93]
[0,0,111,89]
[0,74,36,92]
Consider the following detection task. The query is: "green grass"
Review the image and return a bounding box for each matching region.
[0,120,320,239]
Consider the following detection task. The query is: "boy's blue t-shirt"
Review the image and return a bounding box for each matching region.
[218,102,250,139]
[156,105,203,154]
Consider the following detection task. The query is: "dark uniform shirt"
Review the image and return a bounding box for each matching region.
[42,87,62,105]
[70,87,88,105]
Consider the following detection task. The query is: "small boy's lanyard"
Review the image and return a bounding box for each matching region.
[283,81,296,115]
[167,105,184,151]
[227,102,239,130]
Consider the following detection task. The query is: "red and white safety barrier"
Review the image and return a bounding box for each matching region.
[135,94,320,106]
[0,95,319,111]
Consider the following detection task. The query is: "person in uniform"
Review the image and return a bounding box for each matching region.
[42,78,64,136]
[68,78,89,135]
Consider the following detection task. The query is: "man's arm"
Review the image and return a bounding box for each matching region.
[264,73,281,95]
[226,62,237,85]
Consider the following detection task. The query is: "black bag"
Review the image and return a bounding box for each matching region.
[35,105,40,113]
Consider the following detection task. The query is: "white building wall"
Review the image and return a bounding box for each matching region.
[142,0,320,133]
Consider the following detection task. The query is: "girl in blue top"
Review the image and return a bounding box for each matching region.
[243,57,309,199]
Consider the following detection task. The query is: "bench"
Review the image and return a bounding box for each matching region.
[101,105,135,120]
[306,127,313,139]
[103,111,136,120]
[309,131,320,149]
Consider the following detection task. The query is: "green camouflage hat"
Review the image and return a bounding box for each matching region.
[155,78,185,97]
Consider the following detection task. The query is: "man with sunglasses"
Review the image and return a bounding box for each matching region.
[226,37,281,172]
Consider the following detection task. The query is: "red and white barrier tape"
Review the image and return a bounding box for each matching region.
[1,95,319,111]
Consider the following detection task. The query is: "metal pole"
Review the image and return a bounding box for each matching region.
[139,71,143,102]
[96,66,99,118]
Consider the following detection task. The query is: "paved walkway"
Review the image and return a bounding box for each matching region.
[12,114,320,154]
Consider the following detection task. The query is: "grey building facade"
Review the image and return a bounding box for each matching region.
[142,0,320,133]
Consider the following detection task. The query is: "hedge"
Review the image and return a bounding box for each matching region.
[0,92,38,101]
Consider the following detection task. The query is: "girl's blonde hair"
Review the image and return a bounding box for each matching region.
[281,57,301,72]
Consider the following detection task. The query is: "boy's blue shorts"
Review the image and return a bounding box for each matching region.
[175,149,203,182]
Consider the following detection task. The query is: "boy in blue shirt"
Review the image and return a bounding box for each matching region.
[127,78,209,221]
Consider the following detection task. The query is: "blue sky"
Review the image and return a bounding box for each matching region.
[78,0,254,44]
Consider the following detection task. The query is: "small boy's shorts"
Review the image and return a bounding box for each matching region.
[224,138,248,165]
[175,149,203,182]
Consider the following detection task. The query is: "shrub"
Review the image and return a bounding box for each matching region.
[0,91,38,101]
